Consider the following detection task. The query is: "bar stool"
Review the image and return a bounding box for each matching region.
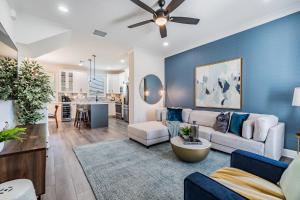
[74,108,90,129]
[48,105,59,128]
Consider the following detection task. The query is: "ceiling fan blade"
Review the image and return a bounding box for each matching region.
[170,17,200,25]
[166,0,185,14]
[159,25,167,38]
[130,0,156,15]
[128,20,154,28]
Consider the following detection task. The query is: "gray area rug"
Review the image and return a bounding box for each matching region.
[73,139,230,200]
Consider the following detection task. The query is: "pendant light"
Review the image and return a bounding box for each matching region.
[92,55,96,80]
[88,59,92,82]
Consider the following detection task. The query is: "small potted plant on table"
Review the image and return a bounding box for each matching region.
[180,127,192,141]
[0,122,26,152]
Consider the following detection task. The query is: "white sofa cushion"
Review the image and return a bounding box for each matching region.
[182,109,193,123]
[198,126,214,141]
[264,123,285,160]
[128,121,168,140]
[211,132,265,155]
[253,116,279,142]
[189,110,220,127]
[242,120,254,139]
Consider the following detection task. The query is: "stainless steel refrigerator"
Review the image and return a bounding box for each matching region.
[123,84,129,122]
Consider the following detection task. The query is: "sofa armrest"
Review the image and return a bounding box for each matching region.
[184,172,247,200]
[231,150,288,184]
[265,123,285,160]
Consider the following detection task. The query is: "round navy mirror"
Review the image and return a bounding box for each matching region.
[139,74,163,104]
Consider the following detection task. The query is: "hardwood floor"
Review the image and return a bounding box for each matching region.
[43,118,292,200]
[43,118,128,200]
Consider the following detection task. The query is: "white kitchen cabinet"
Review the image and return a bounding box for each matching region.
[74,71,88,93]
[119,72,126,86]
[107,74,121,94]
[124,68,129,82]
[59,71,74,92]
[59,70,89,93]
[108,102,116,116]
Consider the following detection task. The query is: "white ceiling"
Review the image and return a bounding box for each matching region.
[8,0,300,70]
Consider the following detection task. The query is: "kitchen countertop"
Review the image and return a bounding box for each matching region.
[76,102,109,105]
[52,101,115,105]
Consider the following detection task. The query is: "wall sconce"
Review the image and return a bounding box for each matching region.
[159,89,165,96]
[144,90,150,97]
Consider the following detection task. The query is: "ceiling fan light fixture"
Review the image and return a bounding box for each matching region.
[155,17,168,26]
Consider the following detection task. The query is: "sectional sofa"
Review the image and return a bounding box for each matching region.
[157,109,285,160]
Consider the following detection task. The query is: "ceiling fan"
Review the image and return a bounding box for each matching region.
[128,0,200,38]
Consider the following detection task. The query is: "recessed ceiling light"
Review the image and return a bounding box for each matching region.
[58,5,69,13]
[163,42,169,47]
[120,59,125,63]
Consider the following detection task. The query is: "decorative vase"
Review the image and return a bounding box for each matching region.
[0,142,4,152]
[191,121,199,139]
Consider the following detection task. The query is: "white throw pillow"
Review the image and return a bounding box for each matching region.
[242,120,254,139]
[182,109,193,123]
[253,116,278,142]
[189,111,220,127]
[280,155,300,200]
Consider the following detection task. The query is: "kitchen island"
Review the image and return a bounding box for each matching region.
[77,102,108,128]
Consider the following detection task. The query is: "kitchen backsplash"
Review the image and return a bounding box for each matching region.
[57,92,121,102]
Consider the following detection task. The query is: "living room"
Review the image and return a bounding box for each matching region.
[1,0,300,200]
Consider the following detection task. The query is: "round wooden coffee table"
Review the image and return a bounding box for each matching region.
[171,136,211,163]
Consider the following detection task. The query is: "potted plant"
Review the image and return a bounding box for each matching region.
[0,123,26,152]
[16,60,53,125]
[0,57,18,101]
[180,127,192,140]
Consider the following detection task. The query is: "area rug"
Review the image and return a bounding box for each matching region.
[73,139,230,200]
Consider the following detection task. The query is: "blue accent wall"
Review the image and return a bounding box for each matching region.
[165,12,300,150]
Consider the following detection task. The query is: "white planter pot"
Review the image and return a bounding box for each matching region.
[0,142,4,152]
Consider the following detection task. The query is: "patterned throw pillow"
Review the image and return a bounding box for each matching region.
[213,112,231,133]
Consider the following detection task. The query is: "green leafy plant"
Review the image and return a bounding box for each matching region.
[0,127,26,142]
[0,57,18,100]
[16,60,53,125]
[180,127,191,136]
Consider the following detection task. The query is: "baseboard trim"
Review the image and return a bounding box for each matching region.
[283,149,297,159]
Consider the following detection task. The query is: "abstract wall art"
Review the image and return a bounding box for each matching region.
[195,58,242,109]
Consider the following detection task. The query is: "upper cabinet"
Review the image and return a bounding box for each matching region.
[59,71,88,93]
[74,71,89,93]
[107,74,121,94]
[106,70,129,94]
[60,71,73,92]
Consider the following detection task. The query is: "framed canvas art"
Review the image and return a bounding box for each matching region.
[195,58,242,109]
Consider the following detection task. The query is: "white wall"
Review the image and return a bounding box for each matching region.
[0,1,17,129]
[0,101,16,129]
[0,0,15,40]
[129,48,165,124]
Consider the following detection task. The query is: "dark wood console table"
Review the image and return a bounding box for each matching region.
[0,123,47,198]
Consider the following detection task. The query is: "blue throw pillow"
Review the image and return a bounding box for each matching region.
[229,113,250,136]
[167,108,183,122]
